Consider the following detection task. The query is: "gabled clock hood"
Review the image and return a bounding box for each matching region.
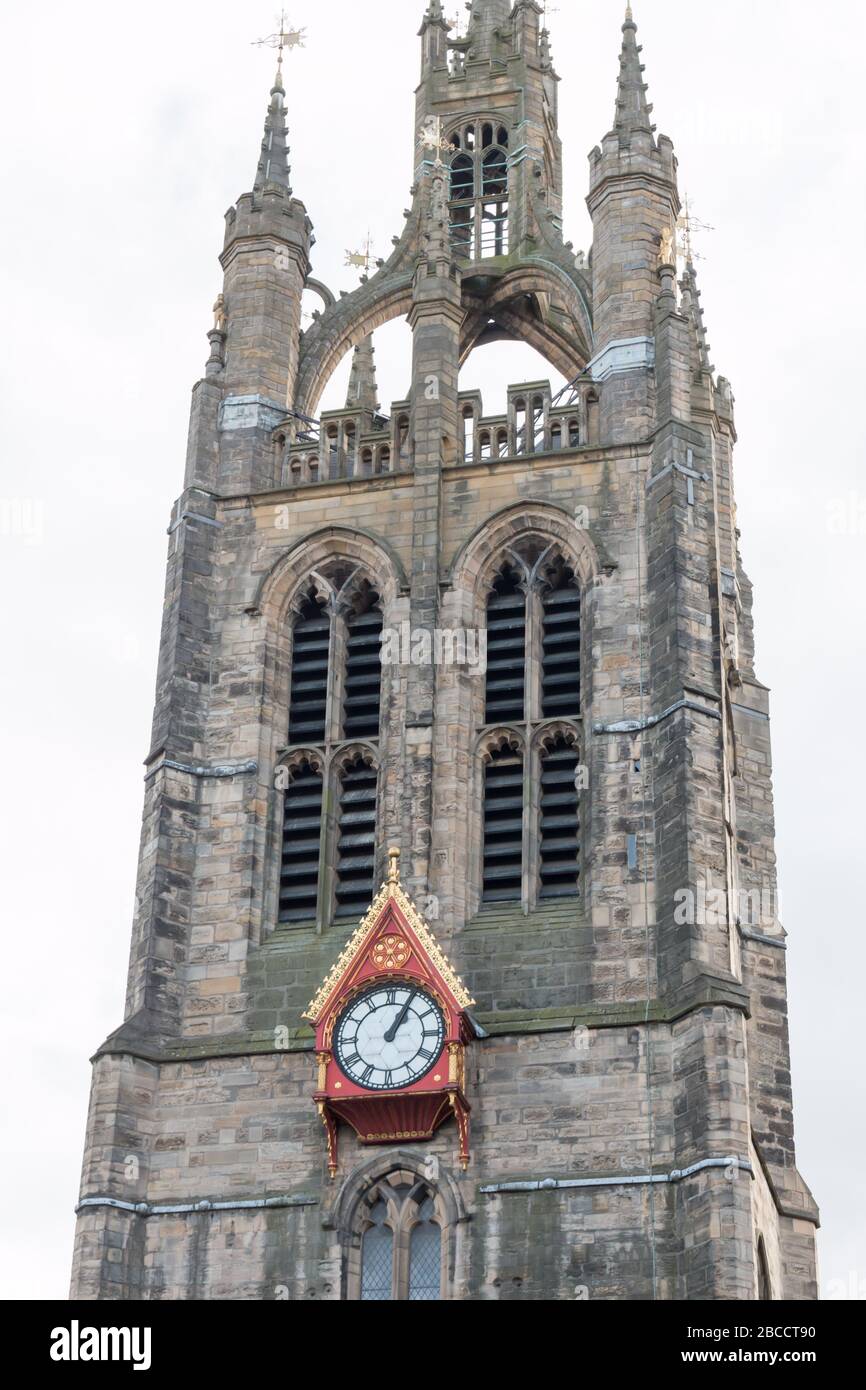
[302,848,475,1026]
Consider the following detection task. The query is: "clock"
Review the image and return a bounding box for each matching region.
[303,850,476,1175]
[334,984,446,1092]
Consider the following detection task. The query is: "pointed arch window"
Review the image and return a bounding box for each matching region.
[335,754,379,919]
[281,570,384,927]
[542,564,581,718]
[349,1174,446,1302]
[477,547,584,909]
[539,737,580,899]
[279,759,323,924]
[449,121,509,260]
[344,588,384,740]
[288,590,330,745]
[483,741,524,903]
[757,1236,773,1301]
[485,565,526,724]
[360,1200,393,1302]
[409,1196,442,1301]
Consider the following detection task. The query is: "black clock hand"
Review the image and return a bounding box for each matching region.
[384,991,416,1044]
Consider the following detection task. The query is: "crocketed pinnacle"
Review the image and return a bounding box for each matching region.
[613,6,655,137]
[345,336,380,414]
[253,61,292,192]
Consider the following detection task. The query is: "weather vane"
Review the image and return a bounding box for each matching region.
[418,115,452,168]
[252,10,306,73]
[677,195,715,266]
[345,232,376,273]
[542,1,560,24]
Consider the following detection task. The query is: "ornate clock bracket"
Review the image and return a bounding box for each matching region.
[303,850,477,1179]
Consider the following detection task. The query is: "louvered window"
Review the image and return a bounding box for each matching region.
[485,566,525,723]
[542,571,581,718]
[335,756,378,918]
[288,592,329,744]
[483,744,523,902]
[539,739,580,899]
[279,760,323,923]
[478,549,585,909]
[343,594,383,739]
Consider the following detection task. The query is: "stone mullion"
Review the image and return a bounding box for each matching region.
[394,1216,412,1302]
[317,753,339,934]
[524,736,541,914]
[523,585,545,910]
[404,190,462,900]
[327,606,348,745]
[524,584,544,723]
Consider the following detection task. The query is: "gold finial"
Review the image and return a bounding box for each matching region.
[677,195,715,267]
[253,10,307,78]
[418,115,453,168]
[626,4,634,20]
[345,231,376,272]
[387,847,401,885]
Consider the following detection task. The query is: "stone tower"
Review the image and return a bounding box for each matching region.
[71,3,819,1301]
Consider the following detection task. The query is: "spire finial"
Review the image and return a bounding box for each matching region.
[612,1,654,138]
[388,847,401,885]
[252,11,306,89]
[251,13,306,193]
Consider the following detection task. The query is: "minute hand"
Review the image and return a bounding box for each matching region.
[384,992,416,1044]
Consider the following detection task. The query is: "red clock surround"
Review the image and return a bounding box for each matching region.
[303,850,476,1177]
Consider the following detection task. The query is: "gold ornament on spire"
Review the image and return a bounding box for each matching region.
[345,232,376,272]
[252,10,307,77]
[677,195,715,266]
[418,115,453,169]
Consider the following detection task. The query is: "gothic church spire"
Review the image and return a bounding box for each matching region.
[253,58,292,193]
[612,5,655,139]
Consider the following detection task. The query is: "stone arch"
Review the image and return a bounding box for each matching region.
[251,525,408,625]
[447,501,602,603]
[533,720,582,757]
[275,747,325,779]
[253,529,404,943]
[330,741,380,777]
[329,1154,467,1302]
[296,278,415,420]
[326,1150,467,1237]
[459,262,593,373]
[475,727,525,762]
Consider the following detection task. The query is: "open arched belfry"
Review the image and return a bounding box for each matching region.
[71,2,819,1301]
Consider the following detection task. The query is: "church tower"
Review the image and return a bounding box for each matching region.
[71,4,818,1301]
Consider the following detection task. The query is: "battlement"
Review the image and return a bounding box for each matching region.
[274,377,599,487]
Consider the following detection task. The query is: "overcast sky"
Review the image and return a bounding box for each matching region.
[0,0,863,1300]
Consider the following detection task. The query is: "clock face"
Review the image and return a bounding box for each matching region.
[334,984,446,1092]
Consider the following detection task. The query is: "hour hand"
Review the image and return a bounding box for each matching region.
[384,991,415,1043]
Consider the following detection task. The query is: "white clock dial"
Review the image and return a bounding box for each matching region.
[334,985,446,1092]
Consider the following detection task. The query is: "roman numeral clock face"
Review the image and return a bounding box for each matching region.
[334,985,446,1091]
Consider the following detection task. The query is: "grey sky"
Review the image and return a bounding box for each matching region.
[0,0,863,1299]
